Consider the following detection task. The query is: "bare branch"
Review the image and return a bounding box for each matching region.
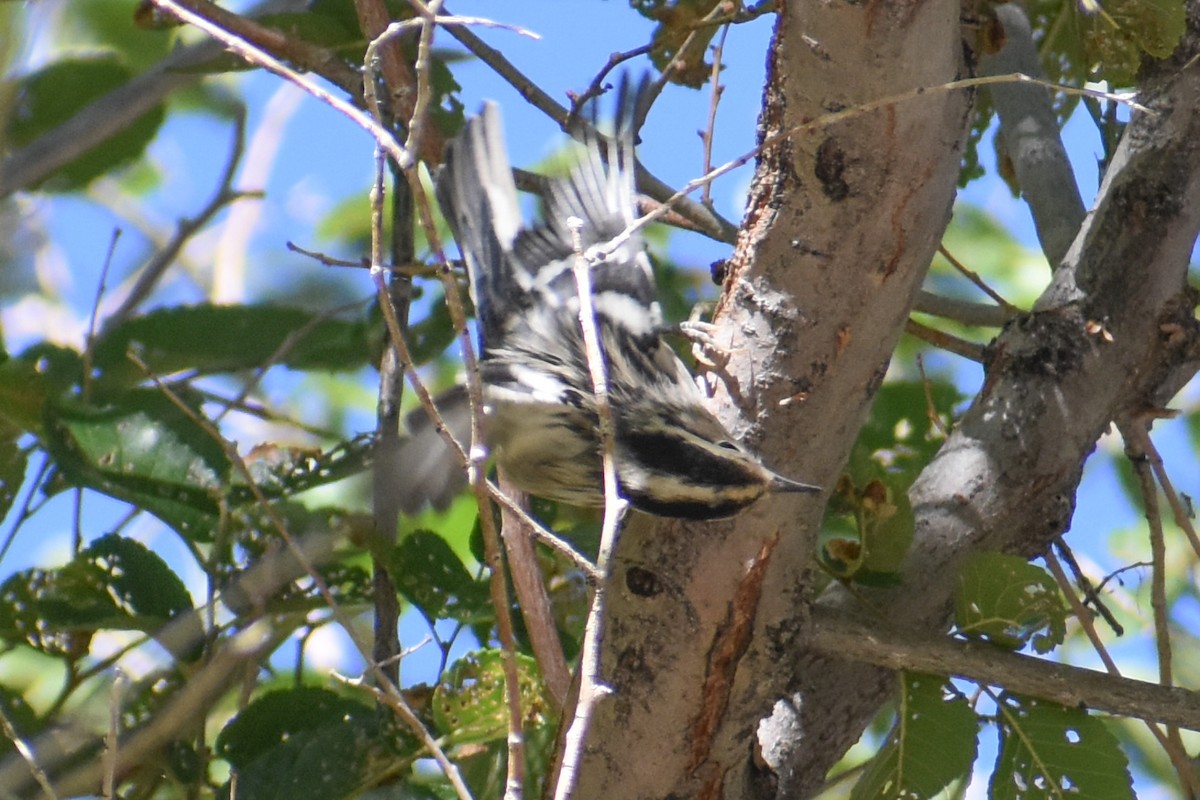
[979,3,1087,268]
[808,610,1200,732]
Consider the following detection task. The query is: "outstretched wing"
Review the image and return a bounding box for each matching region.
[436,74,660,351]
[435,102,531,346]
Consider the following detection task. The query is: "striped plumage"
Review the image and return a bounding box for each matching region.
[433,76,818,519]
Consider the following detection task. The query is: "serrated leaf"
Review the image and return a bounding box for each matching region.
[43,389,229,540]
[0,569,85,657]
[8,56,166,190]
[852,674,978,800]
[91,304,378,390]
[217,688,388,800]
[432,650,551,746]
[955,552,1067,653]
[0,534,197,659]
[991,693,1133,800]
[389,530,487,623]
[234,435,373,502]
[80,533,194,620]
[1084,0,1186,83]
[217,687,375,766]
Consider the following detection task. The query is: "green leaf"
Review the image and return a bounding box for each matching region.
[991,693,1133,800]
[852,673,977,800]
[0,347,83,433]
[92,304,378,390]
[389,530,487,623]
[1082,0,1186,83]
[0,418,27,526]
[0,359,47,434]
[0,534,197,659]
[43,389,230,540]
[407,296,458,365]
[432,650,552,746]
[216,687,391,800]
[955,553,1067,653]
[8,56,166,190]
[849,381,960,487]
[233,435,374,503]
[0,569,82,657]
[217,687,375,767]
[80,533,194,620]
[75,0,173,71]
[219,505,374,618]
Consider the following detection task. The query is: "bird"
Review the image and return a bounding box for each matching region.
[416,74,819,520]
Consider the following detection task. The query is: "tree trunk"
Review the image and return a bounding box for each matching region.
[567,0,971,795]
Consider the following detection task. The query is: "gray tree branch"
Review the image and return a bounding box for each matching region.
[782,5,1200,794]
[979,3,1088,268]
[808,609,1200,732]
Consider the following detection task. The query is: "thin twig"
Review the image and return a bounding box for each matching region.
[102,671,125,800]
[1138,427,1200,559]
[0,701,58,800]
[552,218,630,800]
[699,23,729,207]
[1043,550,1120,675]
[169,0,361,92]
[152,0,416,170]
[1119,421,1197,791]
[333,673,475,800]
[0,451,50,568]
[498,473,571,710]
[127,351,471,800]
[904,319,985,362]
[1046,548,1200,796]
[1052,537,1123,636]
[105,105,253,329]
[82,229,121,400]
[1121,425,1175,691]
[399,0,446,156]
[569,44,654,117]
[912,289,1012,327]
[597,71,1150,258]
[913,354,951,437]
[937,245,1020,313]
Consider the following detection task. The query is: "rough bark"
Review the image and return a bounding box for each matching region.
[568,0,971,796]
[779,4,1200,793]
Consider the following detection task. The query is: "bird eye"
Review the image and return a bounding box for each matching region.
[717,441,739,450]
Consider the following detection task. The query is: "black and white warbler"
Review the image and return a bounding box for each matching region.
[425,75,819,520]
